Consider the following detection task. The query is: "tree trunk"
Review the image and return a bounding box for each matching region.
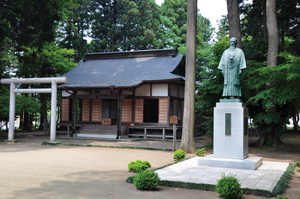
[227,0,242,48]
[252,0,282,146]
[180,0,197,153]
[38,94,47,130]
[266,0,278,67]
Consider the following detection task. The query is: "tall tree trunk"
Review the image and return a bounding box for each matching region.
[227,0,242,48]
[254,0,283,146]
[180,0,197,153]
[266,0,278,67]
[38,94,47,130]
[262,0,268,40]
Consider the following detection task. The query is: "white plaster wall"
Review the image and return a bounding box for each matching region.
[152,84,168,96]
[62,91,71,97]
[135,84,150,96]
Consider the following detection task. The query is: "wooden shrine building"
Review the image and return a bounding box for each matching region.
[58,48,186,139]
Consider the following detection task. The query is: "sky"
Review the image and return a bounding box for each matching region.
[155,0,228,32]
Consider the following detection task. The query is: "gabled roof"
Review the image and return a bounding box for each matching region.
[58,48,185,89]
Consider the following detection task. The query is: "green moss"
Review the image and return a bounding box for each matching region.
[272,163,294,196]
[41,142,172,151]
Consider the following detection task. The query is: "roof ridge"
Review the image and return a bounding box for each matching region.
[83,48,178,61]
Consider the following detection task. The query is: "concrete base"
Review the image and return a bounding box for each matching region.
[156,157,290,192]
[214,102,248,160]
[198,155,263,170]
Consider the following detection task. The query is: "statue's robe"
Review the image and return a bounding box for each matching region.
[218,47,246,97]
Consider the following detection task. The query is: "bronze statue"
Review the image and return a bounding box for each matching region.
[218,37,246,98]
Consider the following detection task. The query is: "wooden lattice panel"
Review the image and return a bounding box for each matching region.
[61,98,69,121]
[135,99,144,123]
[122,99,132,123]
[82,99,90,122]
[91,99,102,122]
[159,98,168,124]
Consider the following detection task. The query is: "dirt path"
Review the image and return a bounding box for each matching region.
[0,134,299,199]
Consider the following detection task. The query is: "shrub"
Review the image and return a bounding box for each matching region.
[133,170,160,190]
[215,173,243,198]
[294,161,300,168]
[173,149,186,161]
[128,160,151,173]
[296,169,300,172]
[195,148,207,156]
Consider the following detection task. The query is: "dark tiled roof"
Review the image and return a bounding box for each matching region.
[58,49,185,89]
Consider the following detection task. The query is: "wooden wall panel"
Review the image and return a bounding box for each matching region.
[82,99,90,122]
[159,98,168,124]
[61,98,70,121]
[122,99,132,123]
[91,99,102,122]
[135,99,143,123]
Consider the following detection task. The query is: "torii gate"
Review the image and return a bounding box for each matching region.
[1,77,68,143]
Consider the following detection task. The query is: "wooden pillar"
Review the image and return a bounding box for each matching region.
[71,91,77,137]
[116,91,123,139]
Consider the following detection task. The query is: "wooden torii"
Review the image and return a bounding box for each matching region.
[1,77,68,143]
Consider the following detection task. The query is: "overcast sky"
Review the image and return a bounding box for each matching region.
[155,0,228,31]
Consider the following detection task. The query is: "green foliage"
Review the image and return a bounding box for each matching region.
[57,0,91,62]
[215,174,243,199]
[277,195,289,199]
[133,170,160,190]
[0,87,10,122]
[296,169,300,172]
[294,161,300,168]
[16,95,41,117]
[173,149,186,161]
[90,0,164,52]
[128,160,151,173]
[195,148,206,157]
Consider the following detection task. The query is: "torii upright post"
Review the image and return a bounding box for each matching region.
[8,83,16,141]
[1,77,68,142]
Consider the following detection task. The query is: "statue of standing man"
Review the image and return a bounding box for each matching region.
[218,37,246,98]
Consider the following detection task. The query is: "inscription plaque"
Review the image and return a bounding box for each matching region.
[244,117,248,136]
[225,113,231,135]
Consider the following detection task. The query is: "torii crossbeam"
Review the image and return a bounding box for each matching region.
[1,77,68,142]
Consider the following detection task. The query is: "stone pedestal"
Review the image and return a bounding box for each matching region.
[198,100,263,170]
[213,101,248,160]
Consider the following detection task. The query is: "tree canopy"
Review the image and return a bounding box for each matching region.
[1,0,300,147]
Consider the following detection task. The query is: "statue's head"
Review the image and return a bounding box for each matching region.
[229,37,237,47]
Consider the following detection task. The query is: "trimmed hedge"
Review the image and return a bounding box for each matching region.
[133,170,160,190]
[128,160,151,173]
[173,149,186,161]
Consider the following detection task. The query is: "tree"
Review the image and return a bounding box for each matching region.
[90,0,164,52]
[57,0,91,62]
[2,0,74,131]
[227,0,242,48]
[255,0,282,146]
[180,0,197,153]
